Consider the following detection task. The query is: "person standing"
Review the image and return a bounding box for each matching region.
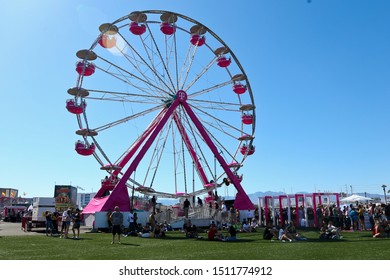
[126,210,135,236]
[246,209,254,225]
[45,211,54,237]
[197,197,203,208]
[72,208,81,239]
[151,195,157,213]
[183,198,191,219]
[60,209,71,238]
[220,201,227,223]
[110,206,124,244]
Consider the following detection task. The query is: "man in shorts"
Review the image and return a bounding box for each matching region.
[110,206,124,244]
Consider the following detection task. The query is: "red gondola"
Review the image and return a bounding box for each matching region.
[216,56,231,68]
[190,34,206,46]
[76,61,95,76]
[240,144,255,155]
[75,141,95,156]
[241,114,253,125]
[160,22,176,35]
[66,99,86,114]
[129,21,146,35]
[233,83,247,94]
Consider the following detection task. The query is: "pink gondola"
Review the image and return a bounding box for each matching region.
[98,34,117,48]
[240,145,255,155]
[129,21,146,35]
[233,83,247,94]
[75,141,95,156]
[217,56,231,68]
[160,22,176,35]
[76,61,95,76]
[66,99,86,115]
[190,34,206,46]
[241,114,253,125]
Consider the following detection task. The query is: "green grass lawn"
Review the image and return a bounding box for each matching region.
[0,229,389,260]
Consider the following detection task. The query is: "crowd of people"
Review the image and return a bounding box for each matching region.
[44,207,82,239]
[42,197,390,244]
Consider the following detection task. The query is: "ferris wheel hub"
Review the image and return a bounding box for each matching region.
[176,90,187,102]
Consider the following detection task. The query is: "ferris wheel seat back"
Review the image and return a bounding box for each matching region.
[216,56,231,68]
[190,34,206,46]
[76,61,96,76]
[98,34,117,48]
[129,21,146,35]
[241,114,253,125]
[160,22,176,35]
[66,99,86,114]
[75,141,95,156]
[233,83,247,94]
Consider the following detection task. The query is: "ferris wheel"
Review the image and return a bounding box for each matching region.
[67,10,256,211]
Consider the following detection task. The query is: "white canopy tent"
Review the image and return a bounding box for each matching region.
[340,194,373,203]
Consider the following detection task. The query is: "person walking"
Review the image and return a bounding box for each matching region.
[110,206,124,244]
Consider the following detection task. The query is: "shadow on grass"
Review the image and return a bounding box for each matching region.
[116,243,141,247]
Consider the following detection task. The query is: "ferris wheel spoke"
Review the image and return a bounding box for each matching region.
[118,31,175,96]
[97,55,170,96]
[183,57,218,93]
[144,23,177,94]
[187,79,233,98]
[190,105,243,135]
[93,105,162,132]
[178,41,201,91]
[189,98,241,112]
[84,88,163,105]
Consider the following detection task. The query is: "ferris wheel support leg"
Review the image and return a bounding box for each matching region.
[172,112,209,186]
[116,98,181,193]
[181,102,254,210]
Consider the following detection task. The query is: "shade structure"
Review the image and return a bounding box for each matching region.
[340,194,373,203]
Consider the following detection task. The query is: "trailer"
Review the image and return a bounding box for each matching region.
[22,197,56,231]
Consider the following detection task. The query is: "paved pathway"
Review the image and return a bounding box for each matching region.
[0,221,91,237]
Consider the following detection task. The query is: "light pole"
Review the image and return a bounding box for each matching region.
[381,185,387,204]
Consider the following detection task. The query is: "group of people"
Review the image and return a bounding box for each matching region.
[45,208,82,239]
[207,221,237,241]
[108,206,171,244]
[263,221,307,242]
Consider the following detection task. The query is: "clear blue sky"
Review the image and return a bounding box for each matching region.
[1,0,389,198]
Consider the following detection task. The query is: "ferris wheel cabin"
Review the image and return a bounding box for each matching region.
[129,21,147,35]
[66,99,86,115]
[75,61,96,76]
[75,141,95,156]
[98,34,117,48]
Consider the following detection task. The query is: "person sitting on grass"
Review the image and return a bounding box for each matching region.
[207,222,223,241]
[320,220,342,239]
[263,221,278,241]
[240,220,252,233]
[185,220,199,238]
[372,218,385,238]
[223,225,237,241]
[138,223,152,238]
[153,223,165,238]
[285,221,307,241]
[278,225,293,242]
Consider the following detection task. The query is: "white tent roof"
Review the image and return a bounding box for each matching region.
[340,194,373,203]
